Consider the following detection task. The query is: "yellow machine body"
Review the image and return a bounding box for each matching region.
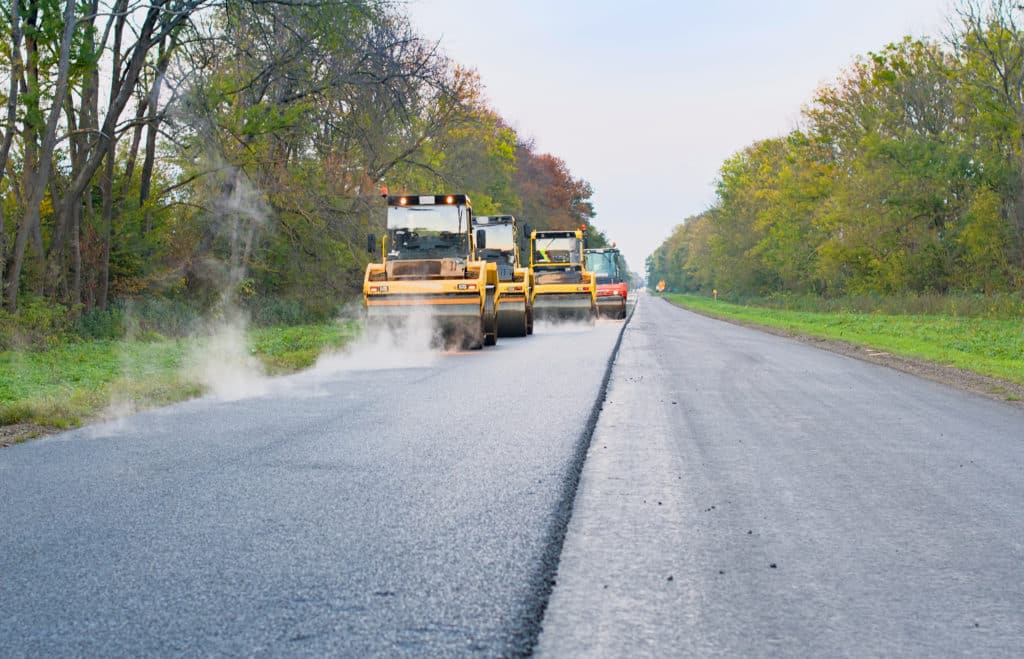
[473,215,534,337]
[363,194,499,348]
[529,229,597,323]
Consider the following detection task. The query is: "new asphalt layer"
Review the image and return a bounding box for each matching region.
[0,318,626,656]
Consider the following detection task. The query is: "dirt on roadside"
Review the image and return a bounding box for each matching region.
[0,423,61,448]
[667,300,1024,410]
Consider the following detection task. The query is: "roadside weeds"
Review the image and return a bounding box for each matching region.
[1,322,357,447]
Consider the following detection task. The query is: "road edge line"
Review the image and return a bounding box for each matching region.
[513,301,638,656]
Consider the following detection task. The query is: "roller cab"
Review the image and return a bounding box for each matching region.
[364,193,498,349]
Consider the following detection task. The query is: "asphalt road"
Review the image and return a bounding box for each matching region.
[5,294,1022,657]
[537,294,1024,656]
[0,318,625,656]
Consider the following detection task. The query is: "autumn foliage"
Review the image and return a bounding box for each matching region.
[649,2,1024,300]
[0,0,602,326]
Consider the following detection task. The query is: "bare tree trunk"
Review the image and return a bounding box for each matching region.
[43,0,100,309]
[94,0,130,311]
[71,200,82,305]
[0,0,24,299]
[6,0,77,311]
[76,8,101,310]
[0,0,22,186]
[98,139,116,310]
[82,182,94,311]
[46,92,81,302]
[8,2,40,307]
[1017,135,1024,270]
[122,96,148,205]
[46,174,79,302]
[0,10,19,139]
[140,36,175,229]
[0,206,5,303]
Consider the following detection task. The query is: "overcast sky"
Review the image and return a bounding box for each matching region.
[406,0,953,272]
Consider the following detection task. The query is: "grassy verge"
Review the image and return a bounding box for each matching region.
[0,321,359,435]
[249,323,359,374]
[663,293,1024,386]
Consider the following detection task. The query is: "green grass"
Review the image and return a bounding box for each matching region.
[708,291,1024,319]
[0,321,359,431]
[664,293,1024,386]
[249,322,358,373]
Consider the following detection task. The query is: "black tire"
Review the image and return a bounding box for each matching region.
[496,309,528,338]
[483,290,497,346]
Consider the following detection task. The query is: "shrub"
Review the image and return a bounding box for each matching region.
[248,296,329,327]
[0,298,74,350]
[74,307,125,341]
[123,297,203,338]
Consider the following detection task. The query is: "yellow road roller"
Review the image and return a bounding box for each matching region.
[530,228,597,323]
[364,193,498,349]
[473,215,534,337]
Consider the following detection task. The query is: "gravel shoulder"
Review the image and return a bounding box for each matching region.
[0,423,58,447]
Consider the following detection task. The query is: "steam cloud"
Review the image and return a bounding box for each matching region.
[313,304,441,376]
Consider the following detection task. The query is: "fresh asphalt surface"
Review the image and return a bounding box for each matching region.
[4,295,1024,656]
[538,294,1024,656]
[0,319,624,656]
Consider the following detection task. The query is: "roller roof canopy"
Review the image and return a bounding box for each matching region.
[386,194,469,206]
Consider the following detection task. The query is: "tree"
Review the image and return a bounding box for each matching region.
[512,144,595,231]
[1,0,232,311]
[5,0,77,310]
[952,0,1024,273]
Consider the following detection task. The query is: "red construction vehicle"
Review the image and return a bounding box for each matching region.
[584,247,629,319]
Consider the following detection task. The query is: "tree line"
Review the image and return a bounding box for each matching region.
[0,0,602,323]
[648,0,1024,300]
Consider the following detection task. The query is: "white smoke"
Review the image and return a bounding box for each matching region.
[185,317,269,401]
[96,159,276,421]
[84,399,139,439]
[532,318,595,334]
[313,304,441,375]
[176,160,273,401]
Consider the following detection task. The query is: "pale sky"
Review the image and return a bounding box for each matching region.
[406,0,953,272]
